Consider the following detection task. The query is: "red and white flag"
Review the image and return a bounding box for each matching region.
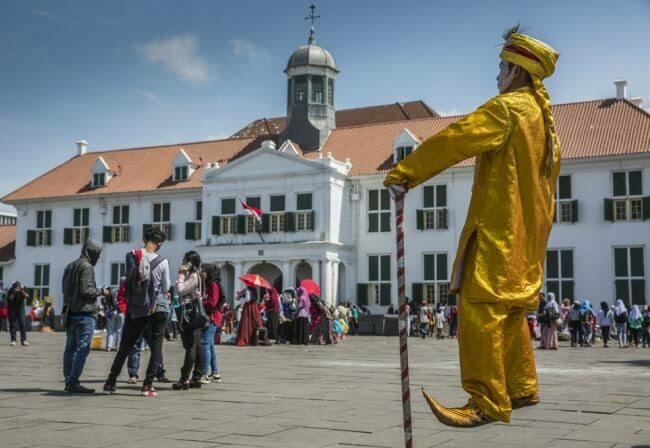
[241,200,262,222]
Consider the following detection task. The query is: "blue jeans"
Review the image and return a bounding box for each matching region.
[201,323,219,375]
[63,316,95,387]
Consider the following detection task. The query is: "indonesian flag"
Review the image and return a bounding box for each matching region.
[241,200,262,222]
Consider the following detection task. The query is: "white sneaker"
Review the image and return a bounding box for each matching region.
[199,375,212,384]
[126,377,138,384]
[10,341,16,346]
[211,374,222,383]
[21,341,29,346]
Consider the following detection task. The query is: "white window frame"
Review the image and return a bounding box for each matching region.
[220,198,236,235]
[368,188,391,233]
[613,171,643,222]
[270,214,285,233]
[33,264,50,300]
[395,145,413,163]
[110,262,126,287]
[613,245,646,304]
[111,205,129,243]
[72,208,90,245]
[35,210,52,246]
[152,202,171,236]
[93,172,106,187]
[423,252,449,305]
[554,175,574,224]
[422,185,447,230]
[296,192,313,232]
[368,254,391,306]
[545,248,574,300]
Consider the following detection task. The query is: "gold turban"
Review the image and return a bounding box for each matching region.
[500,28,560,168]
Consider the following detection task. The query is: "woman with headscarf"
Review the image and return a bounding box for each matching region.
[310,296,337,345]
[613,299,628,348]
[568,300,581,347]
[541,292,559,350]
[293,287,310,345]
[596,302,613,348]
[447,306,458,339]
[200,263,224,383]
[628,305,643,348]
[236,287,262,346]
[579,300,594,347]
[560,298,571,338]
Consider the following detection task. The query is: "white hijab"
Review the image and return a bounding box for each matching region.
[545,292,559,313]
[629,304,642,321]
[615,299,627,316]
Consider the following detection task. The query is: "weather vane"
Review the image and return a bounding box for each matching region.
[305,4,320,27]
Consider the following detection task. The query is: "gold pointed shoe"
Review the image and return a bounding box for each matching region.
[511,393,540,410]
[421,388,495,428]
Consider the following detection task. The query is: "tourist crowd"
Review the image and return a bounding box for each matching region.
[532,292,650,349]
[0,226,366,396]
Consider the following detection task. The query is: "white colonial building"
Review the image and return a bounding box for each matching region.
[2,28,650,313]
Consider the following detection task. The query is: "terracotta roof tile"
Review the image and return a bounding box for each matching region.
[230,100,438,139]
[0,226,16,263]
[3,98,648,202]
[315,98,650,176]
[2,137,267,202]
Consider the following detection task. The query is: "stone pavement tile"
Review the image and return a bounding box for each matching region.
[105,438,218,448]
[264,426,374,447]
[627,397,650,410]
[560,415,650,444]
[547,441,616,448]
[210,433,315,448]
[511,408,601,425]
[615,408,650,417]
[543,401,628,414]
[164,429,236,442]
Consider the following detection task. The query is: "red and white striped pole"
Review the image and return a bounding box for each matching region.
[394,192,413,448]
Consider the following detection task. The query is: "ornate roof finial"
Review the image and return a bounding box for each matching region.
[305,3,320,45]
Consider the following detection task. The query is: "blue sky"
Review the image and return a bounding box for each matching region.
[1,0,649,199]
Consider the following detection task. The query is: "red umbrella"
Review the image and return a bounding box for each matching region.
[300,279,321,297]
[239,273,272,290]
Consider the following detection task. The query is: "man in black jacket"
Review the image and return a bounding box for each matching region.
[62,238,109,393]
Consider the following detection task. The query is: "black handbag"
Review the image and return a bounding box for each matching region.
[179,295,209,331]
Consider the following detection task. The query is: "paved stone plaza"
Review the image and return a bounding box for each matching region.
[0,333,649,448]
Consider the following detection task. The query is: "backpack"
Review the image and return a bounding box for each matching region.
[125,251,166,319]
[614,311,628,324]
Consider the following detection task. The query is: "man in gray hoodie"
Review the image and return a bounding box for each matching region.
[62,238,109,393]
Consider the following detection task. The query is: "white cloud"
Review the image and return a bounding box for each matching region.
[135,89,161,103]
[231,39,270,65]
[34,10,76,24]
[135,34,214,83]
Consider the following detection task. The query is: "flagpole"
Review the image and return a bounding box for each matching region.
[394,192,413,448]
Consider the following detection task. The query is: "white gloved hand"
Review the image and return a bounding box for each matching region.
[387,183,408,200]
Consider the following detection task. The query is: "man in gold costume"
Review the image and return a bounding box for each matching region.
[384,26,560,427]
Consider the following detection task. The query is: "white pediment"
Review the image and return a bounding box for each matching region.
[394,128,421,148]
[202,147,332,182]
[173,148,192,166]
[92,156,110,173]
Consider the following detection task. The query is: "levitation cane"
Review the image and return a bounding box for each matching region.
[394,192,413,448]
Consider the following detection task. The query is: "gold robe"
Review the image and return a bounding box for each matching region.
[385,86,560,310]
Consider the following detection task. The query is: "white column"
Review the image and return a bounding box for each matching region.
[311,259,321,288]
[234,262,244,293]
[323,259,333,305]
[282,260,292,291]
[331,261,339,305]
